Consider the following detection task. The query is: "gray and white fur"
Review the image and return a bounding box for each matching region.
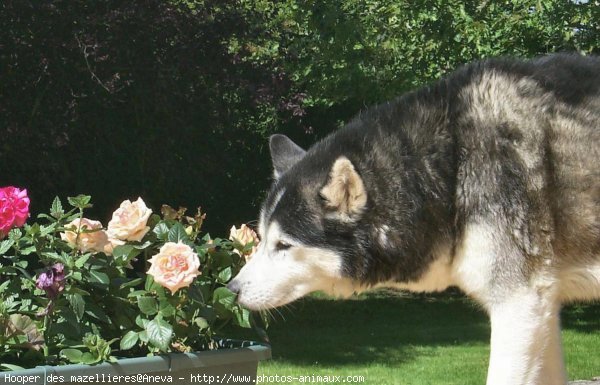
[228,53,600,385]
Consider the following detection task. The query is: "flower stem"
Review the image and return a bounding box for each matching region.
[42,311,49,358]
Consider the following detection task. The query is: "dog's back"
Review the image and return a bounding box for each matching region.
[447,54,600,301]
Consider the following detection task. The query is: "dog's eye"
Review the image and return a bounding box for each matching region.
[275,241,292,251]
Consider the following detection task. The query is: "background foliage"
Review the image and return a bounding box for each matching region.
[1,0,598,232]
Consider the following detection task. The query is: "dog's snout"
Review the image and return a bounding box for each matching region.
[227,279,242,295]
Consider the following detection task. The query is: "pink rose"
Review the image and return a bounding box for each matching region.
[60,218,110,254]
[0,187,30,238]
[147,242,200,294]
[229,224,260,261]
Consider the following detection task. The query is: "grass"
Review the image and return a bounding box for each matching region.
[228,290,600,385]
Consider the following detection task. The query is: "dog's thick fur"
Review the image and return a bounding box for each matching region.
[228,53,600,385]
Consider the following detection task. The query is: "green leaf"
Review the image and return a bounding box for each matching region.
[10,265,32,280]
[26,223,40,236]
[0,280,10,294]
[74,253,91,268]
[80,352,99,364]
[1,364,25,371]
[187,284,205,304]
[64,287,90,296]
[167,223,189,243]
[50,196,64,219]
[67,293,85,321]
[145,275,155,291]
[234,307,252,328]
[146,316,173,352]
[8,229,21,241]
[20,246,36,255]
[193,317,209,330]
[217,267,232,283]
[58,306,80,329]
[212,251,233,268]
[138,330,149,343]
[112,245,142,266]
[128,289,148,298]
[42,251,60,260]
[152,222,170,241]
[135,315,149,329]
[60,348,83,363]
[88,270,110,286]
[158,298,176,318]
[15,260,28,269]
[144,275,165,295]
[134,241,152,250]
[0,240,14,255]
[85,303,111,324]
[102,338,116,355]
[112,244,134,258]
[119,331,139,351]
[67,195,92,209]
[40,223,57,236]
[42,251,70,265]
[120,278,144,290]
[212,287,237,317]
[138,296,158,315]
[213,286,236,307]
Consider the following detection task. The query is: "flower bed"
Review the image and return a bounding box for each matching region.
[0,187,264,370]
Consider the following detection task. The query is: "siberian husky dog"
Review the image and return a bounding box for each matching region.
[228,53,600,385]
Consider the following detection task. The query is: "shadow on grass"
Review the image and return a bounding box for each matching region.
[226,290,600,367]
[230,289,491,366]
[562,302,600,334]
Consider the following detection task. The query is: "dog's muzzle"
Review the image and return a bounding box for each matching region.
[227,278,242,296]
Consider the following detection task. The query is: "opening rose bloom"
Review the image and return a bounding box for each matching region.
[229,224,260,260]
[0,186,30,238]
[147,242,200,294]
[107,198,152,242]
[36,263,66,299]
[60,218,110,254]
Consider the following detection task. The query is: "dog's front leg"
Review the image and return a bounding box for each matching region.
[486,288,566,385]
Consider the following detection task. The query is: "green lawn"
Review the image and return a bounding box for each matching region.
[230,290,600,385]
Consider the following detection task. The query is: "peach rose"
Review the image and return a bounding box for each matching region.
[60,218,109,254]
[107,198,152,242]
[147,242,200,294]
[102,237,125,256]
[229,224,260,260]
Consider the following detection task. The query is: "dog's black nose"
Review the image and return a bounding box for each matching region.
[227,279,242,295]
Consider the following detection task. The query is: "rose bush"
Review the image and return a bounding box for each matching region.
[0,191,263,370]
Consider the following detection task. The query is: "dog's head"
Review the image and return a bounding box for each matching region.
[227,134,369,310]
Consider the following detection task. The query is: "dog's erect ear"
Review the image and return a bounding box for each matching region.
[320,156,367,220]
[269,134,306,178]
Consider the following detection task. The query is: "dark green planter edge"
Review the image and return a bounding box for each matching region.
[1,340,271,385]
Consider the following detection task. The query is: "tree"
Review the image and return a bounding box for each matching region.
[1,0,597,231]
